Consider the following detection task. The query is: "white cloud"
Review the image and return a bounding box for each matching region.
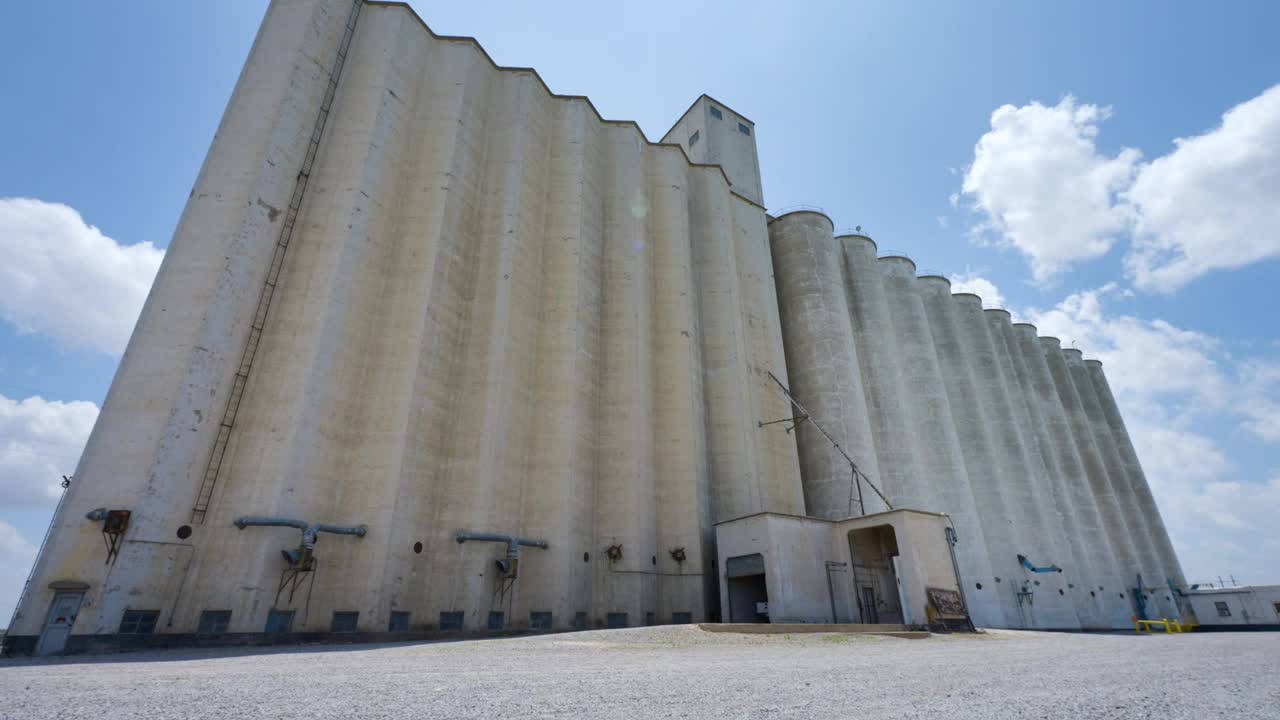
[1026,287,1280,584]
[936,215,948,230]
[1238,359,1280,444]
[1125,84,1280,292]
[961,97,1139,280]
[0,198,164,355]
[0,393,98,508]
[960,85,1280,291]
[0,519,38,625]
[950,272,1006,310]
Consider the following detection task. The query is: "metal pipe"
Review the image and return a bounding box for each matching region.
[233,516,367,549]
[455,531,549,556]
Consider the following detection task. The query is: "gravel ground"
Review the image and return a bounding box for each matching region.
[3,627,1277,719]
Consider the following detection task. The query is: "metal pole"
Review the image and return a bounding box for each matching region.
[766,371,892,513]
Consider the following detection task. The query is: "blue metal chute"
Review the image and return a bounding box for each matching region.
[1017,554,1062,573]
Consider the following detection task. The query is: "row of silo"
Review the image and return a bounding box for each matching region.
[16,2,810,639]
[767,211,1183,628]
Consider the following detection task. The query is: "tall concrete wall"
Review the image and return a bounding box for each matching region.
[1008,324,1133,628]
[13,0,1186,643]
[1042,340,1148,616]
[871,268,1003,628]
[984,310,1095,627]
[768,212,883,518]
[839,236,930,511]
[12,0,804,638]
[1084,361,1186,594]
[1066,351,1176,619]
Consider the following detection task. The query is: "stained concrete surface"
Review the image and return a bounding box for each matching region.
[4,627,1276,719]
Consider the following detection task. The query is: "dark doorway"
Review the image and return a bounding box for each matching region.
[726,553,769,623]
[847,525,905,624]
[861,586,880,624]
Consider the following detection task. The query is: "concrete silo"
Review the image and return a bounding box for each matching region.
[1008,325,1134,629]
[1084,361,1187,608]
[768,212,884,518]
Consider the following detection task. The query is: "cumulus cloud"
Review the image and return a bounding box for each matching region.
[0,519,38,624]
[1026,287,1280,582]
[961,97,1139,280]
[1125,85,1280,292]
[950,272,1007,310]
[1237,359,1280,444]
[0,393,98,508]
[0,198,164,355]
[961,84,1280,291]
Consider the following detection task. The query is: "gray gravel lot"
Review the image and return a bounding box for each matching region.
[3,627,1277,719]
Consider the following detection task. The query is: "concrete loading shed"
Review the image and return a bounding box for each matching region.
[7,0,1186,654]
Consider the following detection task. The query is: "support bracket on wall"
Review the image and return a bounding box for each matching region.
[85,508,131,565]
[1017,554,1062,574]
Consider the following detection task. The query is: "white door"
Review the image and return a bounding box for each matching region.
[35,592,83,656]
[891,556,911,625]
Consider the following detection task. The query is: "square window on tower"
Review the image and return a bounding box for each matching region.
[689,130,700,147]
[710,106,723,120]
[738,123,751,136]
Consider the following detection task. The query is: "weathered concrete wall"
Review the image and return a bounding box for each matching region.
[878,270,1002,629]
[840,236,929,510]
[13,0,803,638]
[1009,324,1133,629]
[1084,361,1186,594]
[768,212,882,518]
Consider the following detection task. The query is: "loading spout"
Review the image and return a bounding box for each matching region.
[455,531,549,555]
[1017,553,1062,574]
[234,516,367,549]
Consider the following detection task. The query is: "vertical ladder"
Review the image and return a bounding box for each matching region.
[191,0,363,524]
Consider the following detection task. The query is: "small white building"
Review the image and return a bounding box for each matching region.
[714,509,969,628]
[1184,585,1280,629]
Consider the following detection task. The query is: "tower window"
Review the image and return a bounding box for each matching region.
[738,123,751,136]
[119,609,159,635]
[439,611,464,631]
[1215,601,1231,617]
[710,106,723,120]
[689,130,700,147]
[488,611,505,630]
[530,611,552,630]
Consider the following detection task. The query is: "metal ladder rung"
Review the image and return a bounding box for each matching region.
[190,0,362,523]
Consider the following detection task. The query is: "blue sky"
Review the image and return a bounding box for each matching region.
[1,1,1278,621]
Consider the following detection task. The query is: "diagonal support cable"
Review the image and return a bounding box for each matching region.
[764,370,893,515]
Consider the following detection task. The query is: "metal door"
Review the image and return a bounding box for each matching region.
[861,586,879,624]
[35,592,83,655]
